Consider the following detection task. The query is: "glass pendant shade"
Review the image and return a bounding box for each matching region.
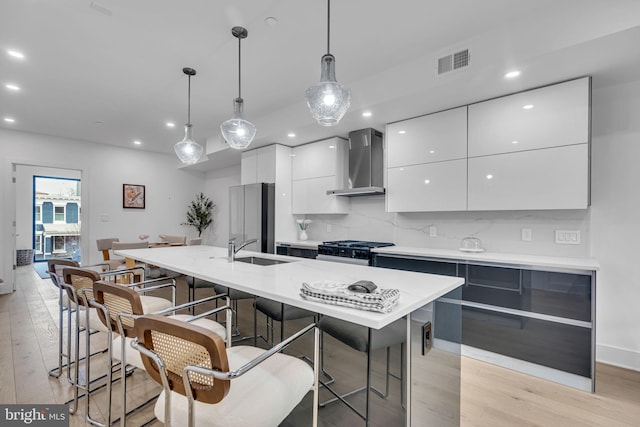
[174,123,203,164]
[306,54,351,126]
[221,98,256,150]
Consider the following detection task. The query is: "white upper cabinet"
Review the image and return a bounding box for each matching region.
[387,159,467,212]
[468,77,590,157]
[241,145,276,185]
[291,137,349,214]
[292,137,345,181]
[386,106,467,167]
[467,144,589,211]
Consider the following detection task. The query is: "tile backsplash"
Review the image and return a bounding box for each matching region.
[298,196,590,258]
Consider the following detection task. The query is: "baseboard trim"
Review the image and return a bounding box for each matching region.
[596,343,640,371]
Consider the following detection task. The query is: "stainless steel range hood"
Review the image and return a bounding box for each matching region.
[327,128,385,196]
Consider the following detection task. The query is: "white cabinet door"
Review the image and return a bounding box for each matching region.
[292,137,346,180]
[387,159,467,212]
[468,77,590,157]
[291,137,349,214]
[241,146,277,184]
[292,176,349,214]
[241,150,257,185]
[256,145,276,183]
[386,106,467,167]
[468,144,589,211]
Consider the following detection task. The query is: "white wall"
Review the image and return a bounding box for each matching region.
[0,128,206,288]
[204,166,241,247]
[590,78,640,370]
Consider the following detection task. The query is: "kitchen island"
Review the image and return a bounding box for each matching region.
[115,244,465,426]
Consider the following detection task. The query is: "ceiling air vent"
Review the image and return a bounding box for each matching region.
[438,49,470,75]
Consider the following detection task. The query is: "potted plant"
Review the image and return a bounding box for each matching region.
[182,192,215,237]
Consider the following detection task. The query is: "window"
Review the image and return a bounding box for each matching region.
[35,205,41,222]
[34,236,42,253]
[53,236,65,252]
[54,206,65,222]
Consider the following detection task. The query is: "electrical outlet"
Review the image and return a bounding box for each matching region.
[421,321,432,355]
[521,228,532,241]
[428,226,437,237]
[326,223,332,233]
[555,230,581,245]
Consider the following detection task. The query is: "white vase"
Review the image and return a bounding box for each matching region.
[299,230,308,241]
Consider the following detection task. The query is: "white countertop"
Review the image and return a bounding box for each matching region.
[275,240,322,249]
[372,246,600,272]
[115,245,463,330]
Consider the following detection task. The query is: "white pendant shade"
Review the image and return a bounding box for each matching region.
[174,124,203,164]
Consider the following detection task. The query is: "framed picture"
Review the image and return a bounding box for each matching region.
[123,184,145,209]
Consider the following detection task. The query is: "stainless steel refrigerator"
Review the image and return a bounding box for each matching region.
[229,183,275,253]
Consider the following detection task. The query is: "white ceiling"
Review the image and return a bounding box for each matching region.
[2,0,640,171]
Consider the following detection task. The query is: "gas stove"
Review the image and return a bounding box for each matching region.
[316,240,395,265]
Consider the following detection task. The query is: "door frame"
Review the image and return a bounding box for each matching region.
[1,158,88,294]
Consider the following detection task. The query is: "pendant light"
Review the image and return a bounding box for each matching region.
[220,26,256,150]
[174,67,204,164]
[305,0,351,126]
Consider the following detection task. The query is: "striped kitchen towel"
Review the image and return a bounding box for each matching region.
[300,281,400,313]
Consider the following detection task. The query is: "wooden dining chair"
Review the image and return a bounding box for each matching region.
[132,315,315,427]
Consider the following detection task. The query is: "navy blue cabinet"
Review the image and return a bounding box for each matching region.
[373,253,595,390]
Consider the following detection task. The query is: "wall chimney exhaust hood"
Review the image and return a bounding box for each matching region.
[327,128,385,196]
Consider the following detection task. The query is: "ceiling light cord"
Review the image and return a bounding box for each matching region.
[326,0,331,55]
[187,73,192,124]
[238,36,242,99]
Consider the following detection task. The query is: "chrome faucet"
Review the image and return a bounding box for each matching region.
[228,238,258,262]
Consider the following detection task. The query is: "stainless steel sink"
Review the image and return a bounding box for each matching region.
[234,256,291,266]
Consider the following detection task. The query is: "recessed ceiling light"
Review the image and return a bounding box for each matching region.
[505,70,520,78]
[166,122,175,128]
[5,83,20,91]
[523,104,534,110]
[424,179,430,184]
[362,111,372,117]
[429,150,435,154]
[486,174,493,180]
[94,121,103,125]
[4,117,15,123]
[133,140,142,145]
[287,132,296,138]
[512,140,519,144]
[328,145,335,149]
[398,130,406,134]
[7,50,25,59]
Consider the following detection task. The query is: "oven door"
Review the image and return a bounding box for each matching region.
[316,254,370,266]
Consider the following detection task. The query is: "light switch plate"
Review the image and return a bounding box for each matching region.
[429,226,437,237]
[521,228,532,241]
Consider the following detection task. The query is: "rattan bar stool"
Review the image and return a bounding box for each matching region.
[90,280,230,426]
[62,266,174,422]
[132,315,315,427]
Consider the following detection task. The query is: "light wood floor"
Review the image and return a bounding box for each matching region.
[2,264,640,426]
